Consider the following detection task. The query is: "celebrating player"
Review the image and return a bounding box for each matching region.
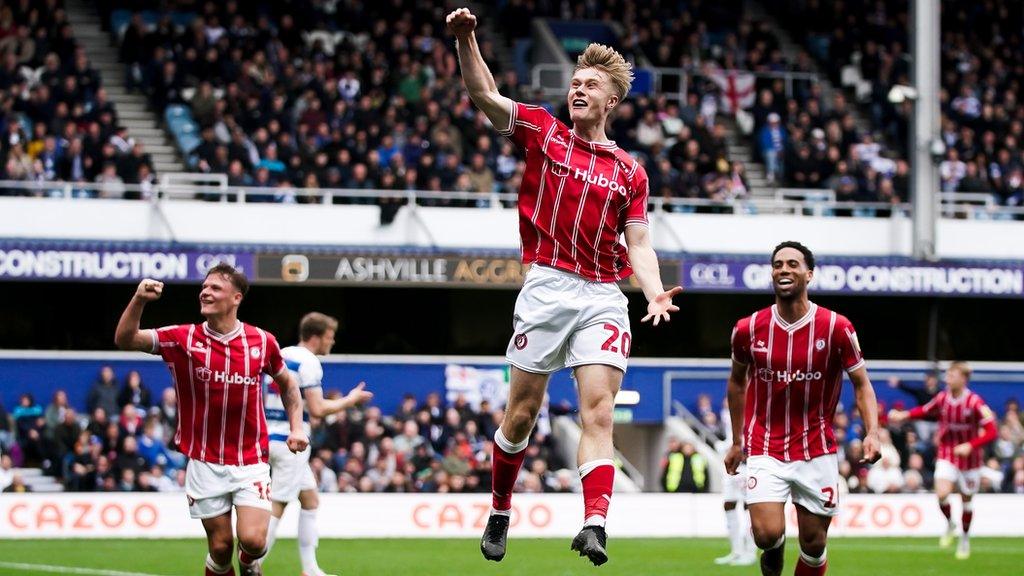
[724,242,881,576]
[446,6,682,566]
[889,362,997,559]
[261,312,373,576]
[115,265,308,576]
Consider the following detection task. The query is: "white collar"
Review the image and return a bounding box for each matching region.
[203,321,243,343]
[771,302,817,332]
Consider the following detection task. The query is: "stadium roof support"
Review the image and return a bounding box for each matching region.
[911,0,941,261]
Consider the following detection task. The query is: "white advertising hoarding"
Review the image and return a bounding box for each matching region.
[2,492,1022,539]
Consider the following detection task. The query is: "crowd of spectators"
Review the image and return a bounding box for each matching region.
[0,0,156,198]
[0,365,575,495]
[769,0,1024,208]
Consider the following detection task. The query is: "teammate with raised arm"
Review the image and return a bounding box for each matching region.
[446,7,682,566]
[889,362,997,560]
[115,265,308,576]
[261,312,373,576]
[724,242,881,576]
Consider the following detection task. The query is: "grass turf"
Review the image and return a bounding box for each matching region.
[0,537,1021,575]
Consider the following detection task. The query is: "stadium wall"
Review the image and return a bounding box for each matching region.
[4,197,1024,259]
[3,352,1023,425]
[2,492,1022,538]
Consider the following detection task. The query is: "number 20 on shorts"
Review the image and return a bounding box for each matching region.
[601,323,631,357]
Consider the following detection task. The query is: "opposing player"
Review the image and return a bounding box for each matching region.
[724,242,881,576]
[115,265,308,576]
[447,7,682,566]
[889,362,997,559]
[716,405,756,566]
[261,312,373,576]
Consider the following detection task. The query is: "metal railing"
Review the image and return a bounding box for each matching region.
[1,178,1022,220]
[531,64,820,104]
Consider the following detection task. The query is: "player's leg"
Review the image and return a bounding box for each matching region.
[568,363,622,566]
[485,268,571,562]
[794,505,831,576]
[297,488,334,576]
[933,459,958,547]
[263,501,287,562]
[748,503,787,576]
[718,465,756,565]
[716,500,742,564]
[201,512,236,576]
[956,469,979,560]
[263,440,293,562]
[232,464,274,575]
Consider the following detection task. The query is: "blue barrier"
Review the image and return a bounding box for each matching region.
[1,354,1021,424]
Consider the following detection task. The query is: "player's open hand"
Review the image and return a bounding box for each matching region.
[887,409,907,424]
[641,286,683,326]
[446,7,477,39]
[860,432,882,464]
[953,442,973,457]
[134,279,164,302]
[724,444,745,475]
[287,430,309,454]
[345,382,374,406]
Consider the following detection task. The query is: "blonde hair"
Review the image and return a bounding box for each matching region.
[949,361,973,380]
[575,43,634,101]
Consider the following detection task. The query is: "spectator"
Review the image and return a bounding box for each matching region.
[44,390,70,432]
[867,455,905,493]
[117,370,151,410]
[86,366,119,417]
[13,393,44,467]
[661,438,708,493]
[758,113,787,183]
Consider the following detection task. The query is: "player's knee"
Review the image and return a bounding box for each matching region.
[208,536,233,560]
[750,522,784,550]
[300,491,319,510]
[239,531,267,554]
[580,401,614,432]
[505,406,539,437]
[798,531,827,557]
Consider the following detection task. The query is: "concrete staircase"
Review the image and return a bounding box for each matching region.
[15,467,65,493]
[721,116,772,193]
[63,0,185,176]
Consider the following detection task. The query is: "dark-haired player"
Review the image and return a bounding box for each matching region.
[724,242,881,576]
[115,264,308,576]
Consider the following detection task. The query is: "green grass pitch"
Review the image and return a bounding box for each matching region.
[0,537,1021,575]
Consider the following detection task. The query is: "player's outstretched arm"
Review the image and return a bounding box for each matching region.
[850,366,882,464]
[273,370,310,453]
[114,279,163,352]
[723,359,748,475]
[304,382,374,418]
[446,7,513,133]
[625,225,682,326]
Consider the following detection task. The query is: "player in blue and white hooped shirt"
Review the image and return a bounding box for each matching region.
[261,313,372,576]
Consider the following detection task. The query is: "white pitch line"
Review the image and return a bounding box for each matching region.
[0,562,170,576]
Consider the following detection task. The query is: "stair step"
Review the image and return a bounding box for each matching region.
[13,468,44,477]
[144,145,177,154]
[118,111,154,121]
[130,127,166,137]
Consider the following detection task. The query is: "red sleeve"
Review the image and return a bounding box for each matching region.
[970,397,998,448]
[908,391,944,420]
[624,164,650,228]
[498,102,557,152]
[150,325,185,357]
[832,315,865,373]
[730,317,753,365]
[263,333,285,377]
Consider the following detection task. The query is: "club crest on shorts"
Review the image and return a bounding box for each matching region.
[815,338,826,351]
[747,476,758,490]
[514,333,528,350]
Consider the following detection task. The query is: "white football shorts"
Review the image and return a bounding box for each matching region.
[745,454,841,517]
[934,458,982,496]
[184,460,272,519]
[268,440,317,502]
[506,264,631,374]
[723,462,748,503]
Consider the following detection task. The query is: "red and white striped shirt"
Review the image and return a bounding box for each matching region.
[149,322,285,466]
[499,102,649,282]
[731,303,865,462]
[908,389,997,470]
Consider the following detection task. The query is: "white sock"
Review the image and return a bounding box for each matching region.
[740,507,755,554]
[490,508,512,517]
[799,548,827,567]
[298,508,321,573]
[265,514,281,559]
[724,507,741,555]
[205,554,231,574]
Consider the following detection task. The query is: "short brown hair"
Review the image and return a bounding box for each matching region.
[575,43,634,101]
[205,263,249,296]
[300,312,339,341]
[949,361,972,380]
